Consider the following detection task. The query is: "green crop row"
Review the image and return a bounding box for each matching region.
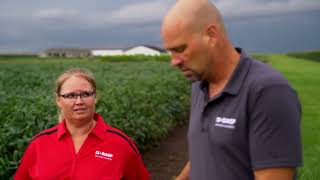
[0,58,190,178]
[0,54,38,61]
[287,50,320,62]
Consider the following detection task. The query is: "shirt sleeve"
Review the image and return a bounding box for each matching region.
[123,141,150,180]
[249,84,302,169]
[14,142,34,180]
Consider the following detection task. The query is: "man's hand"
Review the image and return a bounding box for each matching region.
[174,161,190,180]
[254,167,295,180]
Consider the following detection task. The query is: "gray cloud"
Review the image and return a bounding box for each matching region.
[214,0,320,18]
[0,0,319,53]
[106,1,174,25]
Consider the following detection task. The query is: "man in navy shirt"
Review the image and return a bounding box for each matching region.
[161,0,302,179]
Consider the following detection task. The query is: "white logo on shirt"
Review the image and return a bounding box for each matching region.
[95,151,113,160]
[215,117,237,129]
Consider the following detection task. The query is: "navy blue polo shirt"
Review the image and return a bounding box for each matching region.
[188,48,302,180]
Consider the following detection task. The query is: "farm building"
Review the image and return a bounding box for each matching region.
[91,49,124,56]
[40,45,167,58]
[40,48,92,58]
[91,45,166,56]
[124,45,166,56]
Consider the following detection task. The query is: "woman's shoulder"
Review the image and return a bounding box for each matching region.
[30,125,59,142]
[104,126,141,156]
[97,114,134,146]
[105,126,134,145]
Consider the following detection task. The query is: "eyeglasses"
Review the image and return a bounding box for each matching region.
[58,91,96,101]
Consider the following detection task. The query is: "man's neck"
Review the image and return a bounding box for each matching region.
[207,47,240,98]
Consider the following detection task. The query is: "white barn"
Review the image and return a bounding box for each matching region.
[124,45,165,56]
[90,45,166,57]
[91,49,123,56]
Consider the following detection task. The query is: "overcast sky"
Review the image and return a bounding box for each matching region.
[1,0,320,53]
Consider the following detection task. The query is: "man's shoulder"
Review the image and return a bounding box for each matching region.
[247,59,291,89]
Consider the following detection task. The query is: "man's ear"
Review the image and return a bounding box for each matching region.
[205,24,218,46]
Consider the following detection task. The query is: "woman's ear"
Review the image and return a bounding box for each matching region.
[94,95,98,104]
[56,94,62,108]
[94,92,98,104]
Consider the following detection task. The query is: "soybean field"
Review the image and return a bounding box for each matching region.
[0,57,190,178]
[1,52,320,179]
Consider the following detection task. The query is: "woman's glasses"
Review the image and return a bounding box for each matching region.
[58,91,95,101]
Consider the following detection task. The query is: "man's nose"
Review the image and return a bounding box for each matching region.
[170,54,183,67]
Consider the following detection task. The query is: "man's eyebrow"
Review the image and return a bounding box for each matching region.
[167,44,187,52]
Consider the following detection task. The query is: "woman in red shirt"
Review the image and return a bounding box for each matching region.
[14,68,150,180]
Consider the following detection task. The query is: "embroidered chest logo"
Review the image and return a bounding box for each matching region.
[215,117,237,129]
[95,151,113,160]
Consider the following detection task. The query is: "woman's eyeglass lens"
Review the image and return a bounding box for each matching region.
[59,91,95,100]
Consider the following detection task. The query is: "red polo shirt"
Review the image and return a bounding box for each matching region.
[14,113,150,180]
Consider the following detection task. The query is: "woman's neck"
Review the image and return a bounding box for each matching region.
[65,118,96,138]
[65,119,97,154]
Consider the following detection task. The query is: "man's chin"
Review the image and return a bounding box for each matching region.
[185,74,200,82]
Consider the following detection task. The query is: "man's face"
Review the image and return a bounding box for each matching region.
[162,25,210,81]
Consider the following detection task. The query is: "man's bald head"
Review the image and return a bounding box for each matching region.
[161,0,240,84]
[162,0,225,35]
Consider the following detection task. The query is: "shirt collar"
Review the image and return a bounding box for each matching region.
[199,48,251,96]
[90,113,109,140]
[57,113,108,141]
[223,48,251,95]
[57,120,68,141]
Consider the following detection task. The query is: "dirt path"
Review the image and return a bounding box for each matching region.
[143,124,189,180]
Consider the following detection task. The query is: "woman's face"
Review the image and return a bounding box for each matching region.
[56,75,96,122]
